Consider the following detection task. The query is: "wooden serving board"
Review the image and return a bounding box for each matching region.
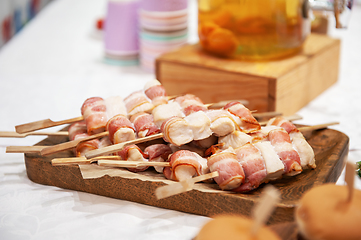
[24,128,348,229]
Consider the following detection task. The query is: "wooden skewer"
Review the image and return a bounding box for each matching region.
[250,185,280,236]
[253,111,282,119]
[259,113,302,126]
[97,159,170,168]
[298,121,339,132]
[86,116,337,159]
[205,99,249,108]
[8,118,338,156]
[85,114,295,159]
[0,131,68,138]
[6,145,47,153]
[12,97,253,135]
[155,171,219,200]
[14,96,180,134]
[85,133,164,159]
[52,122,340,165]
[51,155,122,166]
[345,160,356,203]
[15,116,83,134]
[40,131,109,156]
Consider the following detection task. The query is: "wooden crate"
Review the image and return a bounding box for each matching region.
[155,34,340,115]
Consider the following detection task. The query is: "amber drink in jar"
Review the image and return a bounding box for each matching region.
[198,0,309,60]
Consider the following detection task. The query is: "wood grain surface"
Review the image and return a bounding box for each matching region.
[156,34,340,116]
[24,127,349,234]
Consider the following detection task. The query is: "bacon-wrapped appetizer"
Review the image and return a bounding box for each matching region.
[81,97,108,135]
[104,96,127,119]
[224,101,261,132]
[106,114,136,144]
[144,144,172,173]
[124,91,154,116]
[174,94,207,116]
[184,111,213,141]
[232,143,267,192]
[117,144,149,172]
[289,130,316,169]
[267,117,316,169]
[268,128,302,176]
[267,116,298,134]
[130,112,160,138]
[144,79,168,107]
[207,148,245,190]
[253,141,285,181]
[160,116,193,146]
[99,136,112,149]
[218,130,252,149]
[247,125,282,141]
[163,150,207,181]
[152,101,185,128]
[206,109,239,137]
[68,121,100,157]
[192,135,218,149]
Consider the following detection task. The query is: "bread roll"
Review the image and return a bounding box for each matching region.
[195,214,280,240]
[295,183,361,240]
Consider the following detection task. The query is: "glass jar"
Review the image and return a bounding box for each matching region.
[197,0,352,61]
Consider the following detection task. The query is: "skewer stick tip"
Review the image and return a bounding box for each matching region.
[251,185,280,236]
[155,171,219,200]
[345,160,356,203]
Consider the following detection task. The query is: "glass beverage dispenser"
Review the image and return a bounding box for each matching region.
[198,0,353,60]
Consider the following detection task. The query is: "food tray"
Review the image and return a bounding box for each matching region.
[24,127,349,226]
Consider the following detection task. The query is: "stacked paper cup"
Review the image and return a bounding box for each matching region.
[104,0,140,66]
[139,0,188,72]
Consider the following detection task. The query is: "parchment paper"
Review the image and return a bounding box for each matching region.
[79,164,225,194]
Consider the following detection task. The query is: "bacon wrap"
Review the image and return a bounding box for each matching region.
[74,133,100,157]
[145,83,166,97]
[207,150,245,190]
[144,144,173,173]
[144,144,172,161]
[99,136,112,149]
[144,80,168,107]
[223,101,260,132]
[267,116,298,134]
[104,96,127,119]
[248,125,282,142]
[151,101,184,128]
[175,94,207,116]
[68,121,100,156]
[268,129,302,176]
[81,97,108,135]
[183,105,208,116]
[232,143,267,192]
[106,114,135,144]
[117,144,149,172]
[130,112,160,138]
[124,91,154,116]
[267,117,316,169]
[68,121,87,141]
[160,116,193,146]
[218,130,252,150]
[206,109,239,137]
[163,150,203,181]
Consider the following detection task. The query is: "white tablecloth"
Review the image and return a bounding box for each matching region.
[0,0,360,239]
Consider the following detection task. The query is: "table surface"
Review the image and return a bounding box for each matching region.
[0,0,360,239]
